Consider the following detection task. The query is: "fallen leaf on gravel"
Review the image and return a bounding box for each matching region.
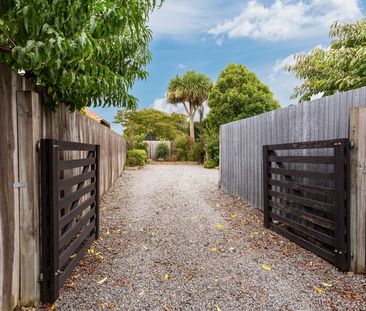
[164,274,171,281]
[230,214,238,219]
[150,232,156,236]
[314,287,325,294]
[215,224,223,229]
[51,304,57,310]
[97,277,108,284]
[163,305,170,311]
[322,282,333,287]
[69,253,76,259]
[261,264,271,271]
[88,247,95,255]
[210,247,218,252]
[215,305,222,311]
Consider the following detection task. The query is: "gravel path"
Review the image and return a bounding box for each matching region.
[53,164,366,311]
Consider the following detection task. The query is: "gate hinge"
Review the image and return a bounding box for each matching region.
[13,182,27,189]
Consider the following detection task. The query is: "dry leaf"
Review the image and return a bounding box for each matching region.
[50,304,57,311]
[210,247,218,252]
[215,224,223,229]
[164,274,171,281]
[322,282,333,287]
[88,247,95,255]
[230,214,238,219]
[314,286,325,294]
[97,276,108,284]
[215,305,222,311]
[261,264,271,271]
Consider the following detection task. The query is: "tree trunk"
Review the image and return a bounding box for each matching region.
[189,114,195,143]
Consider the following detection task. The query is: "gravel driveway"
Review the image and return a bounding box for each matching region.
[53,164,366,311]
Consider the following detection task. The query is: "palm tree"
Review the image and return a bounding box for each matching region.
[167,71,212,143]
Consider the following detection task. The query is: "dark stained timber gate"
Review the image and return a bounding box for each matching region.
[40,139,100,303]
[263,139,349,271]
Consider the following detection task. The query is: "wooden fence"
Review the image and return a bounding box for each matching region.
[220,87,366,272]
[145,141,172,160]
[0,64,127,310]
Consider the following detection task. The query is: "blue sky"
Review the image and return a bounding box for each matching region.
[92,0,365,133]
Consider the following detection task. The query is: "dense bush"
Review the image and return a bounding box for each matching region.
[174,135,190,161]
[204,159,217,169]
[127,149,147,167]
[135,134,148,152]
[188,143,201,162]
[205,131,220,164]
[157,142,169,160]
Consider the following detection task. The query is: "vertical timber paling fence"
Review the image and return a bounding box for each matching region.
[220,87,366,272]
[40,140,100,303]
[0,64,127,310]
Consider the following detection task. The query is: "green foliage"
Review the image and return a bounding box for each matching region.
[187,143,201,162]
[127,149,147,166]
[134,134,148,152]
[0,1,163,110]
[174,135,190,161]
[157,142,169,160]
[167,71,212,142]
[205,64,280,161]
[286,19,366,102]
[115,108,188,142]
[205,131,220,164]
[204,159,217,169]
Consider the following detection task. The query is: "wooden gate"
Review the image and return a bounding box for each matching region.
[263,139,349,271]
[40,139,100,303]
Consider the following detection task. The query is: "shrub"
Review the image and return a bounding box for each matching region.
[174,135,190,161]
[188,143,201,162]
[205,131,220,163]
[204,159,218,169]
[135,134,148,152]
[157,142,169,160]
[127,149,147,166]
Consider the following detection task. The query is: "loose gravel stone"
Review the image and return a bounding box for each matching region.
[44,164,365,311]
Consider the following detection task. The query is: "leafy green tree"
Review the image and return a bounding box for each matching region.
[114,108,188,142]
[206,64,280,162]
[167,71,212,143]
[286,19,366,103]
[0,0,163,110]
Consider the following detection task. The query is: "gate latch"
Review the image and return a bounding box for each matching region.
[13,182,27,189]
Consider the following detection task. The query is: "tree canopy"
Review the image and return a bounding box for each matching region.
[167,71,212,142]
[205,64,280,163]
[114,108,188,141]
[286,19,366,103]
[0,0,162,110]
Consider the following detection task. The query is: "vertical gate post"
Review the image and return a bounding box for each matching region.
[40,139,60,302]
[263,145,270,228]
[334,141,348,271]
[349,107,366,273]
[95,144,100,239]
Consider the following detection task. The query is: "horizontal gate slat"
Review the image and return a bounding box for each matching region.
[59,158,96,170]
[60,196,95,227]
[57,141,97,151]
[59,171,96,191]
[269,190,334,213]
[269,223,336,264]
[269,212,335,246]
[268,156,335,164]
[269,168,334,180]
[58,234,95,287]
[269,201,335,230]
[266,139,346,150]
[59,183,95,210]
[59,220,95,268]
[269,179,334,196]
[59,208,95,249]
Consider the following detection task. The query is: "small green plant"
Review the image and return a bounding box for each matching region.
[157,142,169,160]
[188,143,201,162]
[204,159,218,169]
[174,135,190,161]
[127,149,147,167]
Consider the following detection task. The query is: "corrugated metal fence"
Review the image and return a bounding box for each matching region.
[220,87,366,210]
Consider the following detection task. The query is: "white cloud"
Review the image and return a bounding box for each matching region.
[149,0,244,39]
[209,0,364,41]
[152,96,210,120]
[177,64,186,70]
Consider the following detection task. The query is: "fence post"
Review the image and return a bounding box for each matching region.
[263,145,270,228]
[349,107,366,273]
[16,90,41,305]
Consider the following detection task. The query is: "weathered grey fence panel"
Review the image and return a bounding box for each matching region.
[0,64,127,309]
[220,87,366,210]
[145,141,172,160]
